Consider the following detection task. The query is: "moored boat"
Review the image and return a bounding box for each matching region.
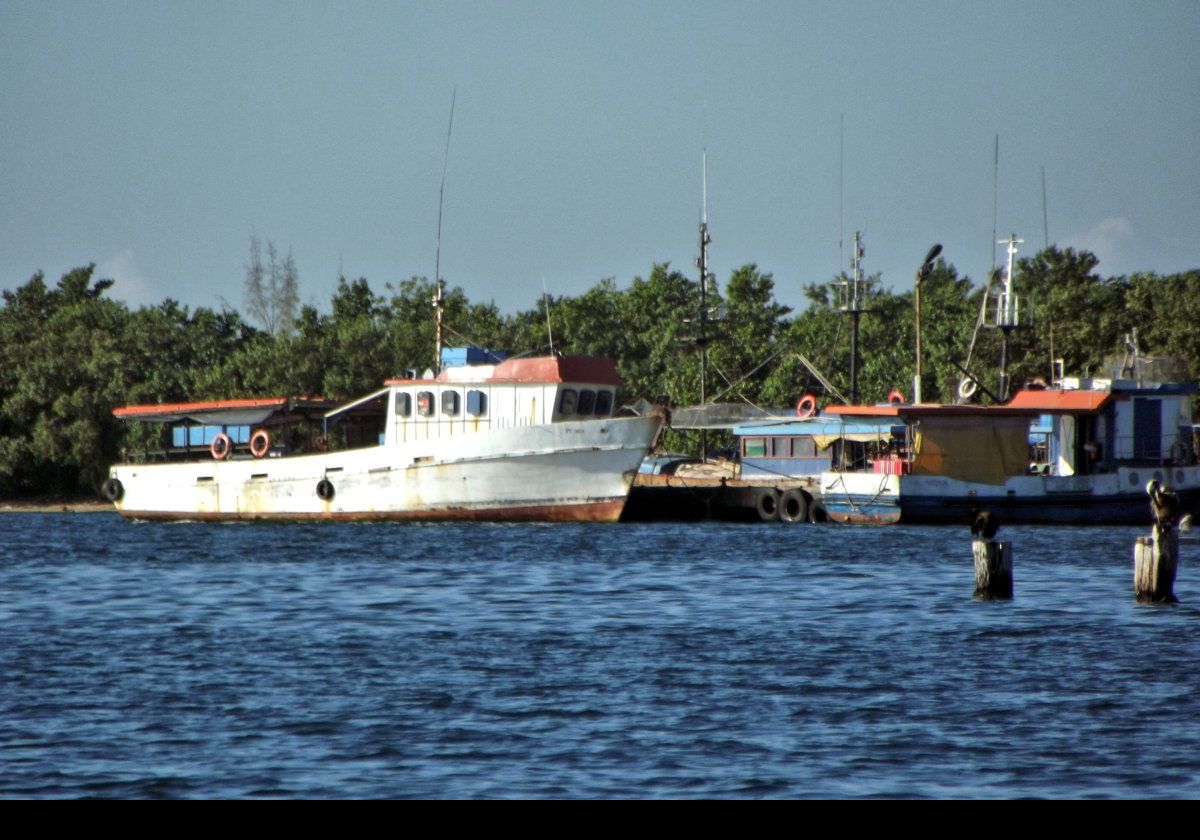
[814,377,1200,525]
[104,350,664,522]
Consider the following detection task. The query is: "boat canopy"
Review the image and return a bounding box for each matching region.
[112,398,338,426]
[910,415,1030,484]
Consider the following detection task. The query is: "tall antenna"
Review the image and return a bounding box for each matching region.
[1041,165,1049,250]
[838,113,844,274]
[541,277,556,356]
[433,87,456,372]
[990,134,999,272]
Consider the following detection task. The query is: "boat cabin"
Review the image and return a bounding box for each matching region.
[374,350,622,445]
[113,348,625,462]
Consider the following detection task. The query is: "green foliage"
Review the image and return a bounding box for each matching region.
[2,245,1198,497]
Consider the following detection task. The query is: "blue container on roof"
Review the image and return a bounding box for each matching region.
[441,347,508,368]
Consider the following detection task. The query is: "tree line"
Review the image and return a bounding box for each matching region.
[2,245,1198,498]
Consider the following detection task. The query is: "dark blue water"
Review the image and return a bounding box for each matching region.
[2,513,1198,798]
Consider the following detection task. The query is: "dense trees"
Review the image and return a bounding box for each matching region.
[1,246,1197,498]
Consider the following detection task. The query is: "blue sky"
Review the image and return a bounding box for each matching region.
[2,1,1197,317]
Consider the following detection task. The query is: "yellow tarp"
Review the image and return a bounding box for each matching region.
[910,416,1029,484]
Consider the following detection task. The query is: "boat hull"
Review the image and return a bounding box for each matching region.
[109,416,660,523]
[821,465,1200,526]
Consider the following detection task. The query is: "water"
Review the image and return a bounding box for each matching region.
[2,513,1198,798]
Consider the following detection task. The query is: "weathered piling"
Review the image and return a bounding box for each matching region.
[1134,527,1179,604]
[973,539,1013,600]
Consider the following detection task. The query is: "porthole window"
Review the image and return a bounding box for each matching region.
[577,389,596,415]
[396,392,412,417]
[467,390,487,416]
[417,391,434,417]
[559,389,577,415]
[595,390,613,416]
[442,390,460,416]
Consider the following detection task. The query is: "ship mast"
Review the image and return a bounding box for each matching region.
[696,151,712,459]
[433,88,456,373]
[996,233,1023,401]
[835,232,868,404]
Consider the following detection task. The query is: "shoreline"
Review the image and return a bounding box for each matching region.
[0,498,113,513]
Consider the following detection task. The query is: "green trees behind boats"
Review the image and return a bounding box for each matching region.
[2,249,1199,497]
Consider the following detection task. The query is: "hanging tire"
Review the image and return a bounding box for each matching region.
[779,489,808,524]
[101,477,124,502]
[316,479,335,501]
[755,488,780,522]
[808,499,829,524]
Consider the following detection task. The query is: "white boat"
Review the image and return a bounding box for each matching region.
[104,351,664,522]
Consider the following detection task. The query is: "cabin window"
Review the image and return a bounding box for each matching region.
[417,391,435,418]
[559,389,578,415]
[743,437,767,458]
[772,437,792,457]
[467,390,487,416]
[577,389,596,415]
[595,390,613,416]
[441,390,460,416]
[396,392,412,417]
[792,437,816,458]
[181,424,250,446]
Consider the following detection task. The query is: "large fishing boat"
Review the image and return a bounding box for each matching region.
[103,349,664,522]
[812,376,1200,525]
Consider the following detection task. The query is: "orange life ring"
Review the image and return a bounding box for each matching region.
[250,429,271,459]
[887,389,906,406]
[314,434,328,452]
[210,433,233,460]
[796,393,818,418]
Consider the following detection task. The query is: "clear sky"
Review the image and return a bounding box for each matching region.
[2,0,1197,317]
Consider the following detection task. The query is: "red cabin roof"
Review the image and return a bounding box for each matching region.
[1005,389,1113,414]
[385,355,622,387]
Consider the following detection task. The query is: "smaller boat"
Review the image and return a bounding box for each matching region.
[813,376,1200,525]
[104,349,664,522]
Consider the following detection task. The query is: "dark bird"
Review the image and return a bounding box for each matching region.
[1146,479,1180,530]
[969,508,1000,540]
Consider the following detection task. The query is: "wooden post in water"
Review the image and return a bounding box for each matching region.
[1134,527,1179,604]
[973,540,1013,599]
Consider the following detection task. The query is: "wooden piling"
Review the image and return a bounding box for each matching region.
[973,539,1013,600]
[1134,527,1179,604]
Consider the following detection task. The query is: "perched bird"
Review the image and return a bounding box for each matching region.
[969,508,1000,540]
[1146,479,1180,530]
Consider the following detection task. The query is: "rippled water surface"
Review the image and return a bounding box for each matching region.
[2,513,1198,798]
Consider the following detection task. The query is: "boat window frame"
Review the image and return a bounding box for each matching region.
[441,389,461,417]
[559,388,578,415]
[595,390,613,416]
[416,390,435,418]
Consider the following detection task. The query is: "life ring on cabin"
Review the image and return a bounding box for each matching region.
[796,393,818,418]
[210,433,233,460]
[313,434,328,452]
[101,477,124,502]
[957,378,978,400]
[250,429,271,459]
[316,478,335,501]
[779,489,808,524]
[887,389,906,406]
[755,488,780,522]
